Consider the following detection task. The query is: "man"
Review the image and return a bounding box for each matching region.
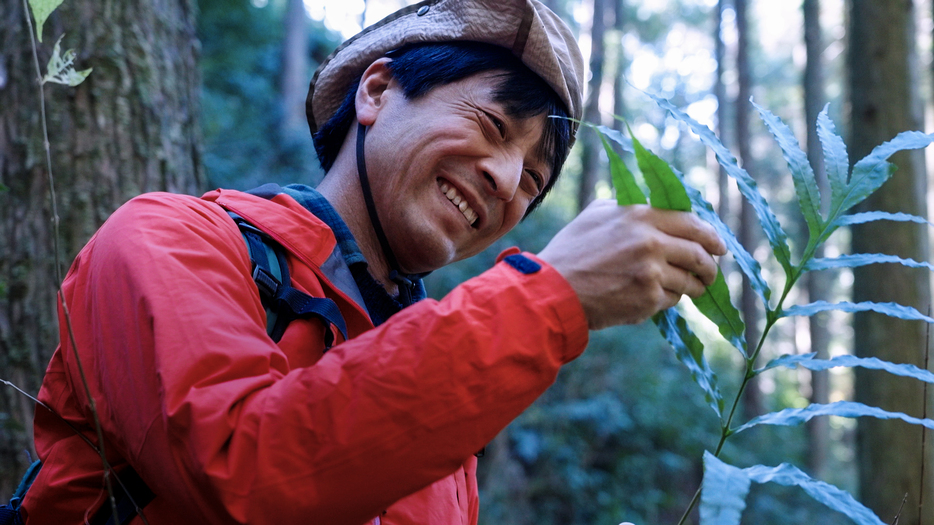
[19,0,724,524]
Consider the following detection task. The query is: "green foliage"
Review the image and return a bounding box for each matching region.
[198,0,341,190]
[42,34,92,86]
[761,353,934,383]
[702,453,885,525]
[595,97,934,523]
[27,0,63,42]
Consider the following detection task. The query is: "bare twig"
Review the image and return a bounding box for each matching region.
[20,2,133,522]
[921,308,930,525]
[892,493,907,525]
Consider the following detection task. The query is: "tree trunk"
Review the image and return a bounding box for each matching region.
[612,0,626,135]
[0,0,202,493]
[577,0,606,212]
[848,1,932,523]
[802,0,832,481]
[281,0,309,138]
[733,0,762,420]
[714,0,730,220]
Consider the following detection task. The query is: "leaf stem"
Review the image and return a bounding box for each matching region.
[676,304,779,524]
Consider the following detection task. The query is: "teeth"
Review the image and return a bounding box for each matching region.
[438,180,478,227]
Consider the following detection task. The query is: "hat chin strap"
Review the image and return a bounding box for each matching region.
[356,122,417,305]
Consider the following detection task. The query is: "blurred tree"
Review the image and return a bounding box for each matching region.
[611,0,626,136]
[198,0,339,190]
[0,0,202,494]
[802,0,832,482]
[281,0,311,137]
[848,1,932,523]
[714,0,730,220]
[577,0,608,212]
[734,0,763,420]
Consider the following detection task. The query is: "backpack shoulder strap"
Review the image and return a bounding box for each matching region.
[229,214,348,347]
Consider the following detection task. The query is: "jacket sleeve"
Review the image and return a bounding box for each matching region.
[58,193,588,525]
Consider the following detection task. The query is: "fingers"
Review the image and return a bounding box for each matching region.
[630,203,727,257]
[662,235,720,287]
[540,200,729,329]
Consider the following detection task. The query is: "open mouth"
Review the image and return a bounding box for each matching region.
[439,180,478,227]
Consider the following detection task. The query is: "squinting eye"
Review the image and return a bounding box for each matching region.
[487,113,505,137]
[525,170,544,194]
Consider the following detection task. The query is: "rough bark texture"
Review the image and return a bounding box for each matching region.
[848,1,932,523]
[0,0,202,493]
[802,0,832,481]
[576,0,606,212]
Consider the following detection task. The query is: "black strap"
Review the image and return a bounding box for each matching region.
[356,123,417,306]
[233,217,348,347]
[89,467,155,525]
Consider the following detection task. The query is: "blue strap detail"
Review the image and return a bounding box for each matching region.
[504,254,542,275]
[0,459,41,525]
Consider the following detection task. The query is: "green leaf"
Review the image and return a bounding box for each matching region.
[833,211,932,228]
[782,300,934,323]
[816,105,849,212]
[630,130,691,211]
[599,133,646,206]
[654,309,724,416]
[682,180,771,304]
[692,269,747,356]
[596,124,634,153]
[702,453,886,525]
[805,253,934,273]
[743,462,885,525]
[0,182,8,193]
[628,135,747,354]
[649,93,794,275]
[42,34,92,87]
[753,101,823,237]
[29,0,64,43]
[836,131,934,215]
[700,452,750,525]
[760,353,934,384]
[734,401,934,433]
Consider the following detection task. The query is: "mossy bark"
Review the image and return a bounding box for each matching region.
[0,0,202,494]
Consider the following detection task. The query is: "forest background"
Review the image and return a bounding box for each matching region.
[1,0,933,523]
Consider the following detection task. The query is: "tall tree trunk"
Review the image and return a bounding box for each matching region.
[802,0,832,481]
[281,0,309,138]
[0,0,202,494]
[733,0,762,420]
[577,0,606,212]
[714,0,730,220]
[612,0,626,135]
[848,1,931,523]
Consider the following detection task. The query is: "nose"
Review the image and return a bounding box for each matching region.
[479,150,523,201]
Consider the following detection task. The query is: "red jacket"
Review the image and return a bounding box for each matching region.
[22,189,588,524]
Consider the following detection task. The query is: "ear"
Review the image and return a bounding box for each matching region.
[355,58,395,127]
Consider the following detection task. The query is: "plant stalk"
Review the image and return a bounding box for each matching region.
[20,2,127,522]
[676,299,780,525]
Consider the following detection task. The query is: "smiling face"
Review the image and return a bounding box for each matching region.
[357,64,552,274]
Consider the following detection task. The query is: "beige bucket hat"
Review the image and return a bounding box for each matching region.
[305,0,585,137]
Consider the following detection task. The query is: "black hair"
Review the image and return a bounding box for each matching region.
[312,41,572,213]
